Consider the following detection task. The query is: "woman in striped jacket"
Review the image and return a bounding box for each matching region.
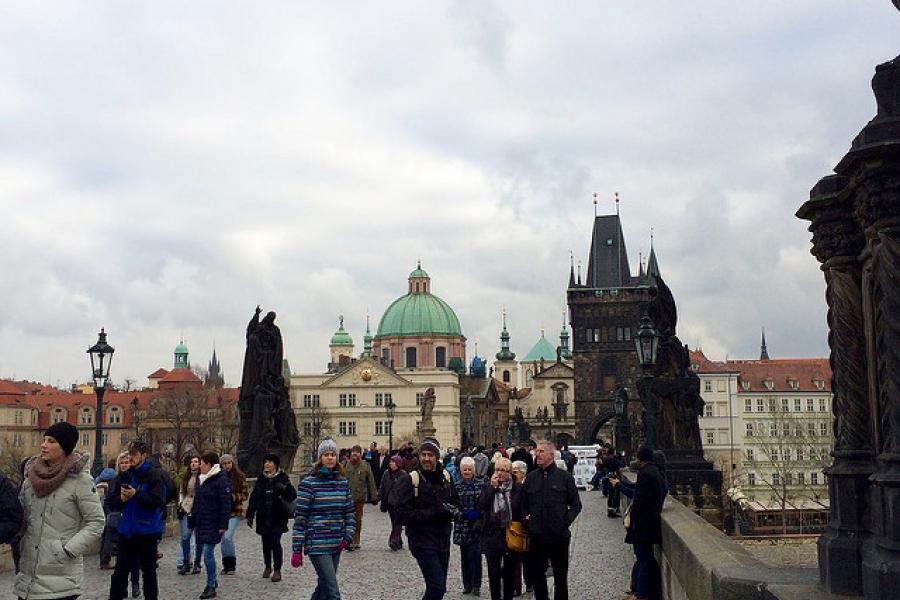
[292,437,355,600]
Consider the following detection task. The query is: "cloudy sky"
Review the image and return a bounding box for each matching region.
[1,2,897,388]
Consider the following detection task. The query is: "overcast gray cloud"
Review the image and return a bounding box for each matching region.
[1,1,897,387]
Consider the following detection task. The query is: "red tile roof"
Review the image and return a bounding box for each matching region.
[689,350,831,393]
[148,368,169,379]
[159,369,201,384]
[0,380,27,396]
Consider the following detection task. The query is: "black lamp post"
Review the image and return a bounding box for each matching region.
[634,316,660,449]
[87,328,114,477]
[385,399,395,453]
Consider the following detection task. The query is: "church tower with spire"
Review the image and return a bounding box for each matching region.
[493,308,518,386]
[174,338,190,370]
[328,316,355,372]
[567,196,657,443]
[206,346,224,389]
[760,328,770,360]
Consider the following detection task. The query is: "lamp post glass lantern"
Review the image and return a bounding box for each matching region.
[87,328,114,476]
[385,399,395,453]
[634,316,659,449]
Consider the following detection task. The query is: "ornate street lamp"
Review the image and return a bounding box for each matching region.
[87,328,114,476]
[634,316,660,449]
[385,398,395,452]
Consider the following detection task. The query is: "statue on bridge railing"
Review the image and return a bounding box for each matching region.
[237,306,299,477]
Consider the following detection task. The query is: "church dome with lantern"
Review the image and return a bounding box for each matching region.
[373,263,466,370]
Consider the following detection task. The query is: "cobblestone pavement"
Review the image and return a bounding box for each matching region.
[1,490,633,600]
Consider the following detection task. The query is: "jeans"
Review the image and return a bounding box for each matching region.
[632,543,659,599]
[261,532,284,570]
[485,550,515,600]
[412,549,450,600]
[109,534,159,600]
[458,542,482,592]
[527,537,570,600]
[201,543,218,589]
[309,552,342,600]
[179,514,200,567]
[221,516,240,558]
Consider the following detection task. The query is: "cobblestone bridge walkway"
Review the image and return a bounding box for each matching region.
[1,490,632,600]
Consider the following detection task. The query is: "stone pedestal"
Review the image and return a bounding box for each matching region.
[664,450,723,514]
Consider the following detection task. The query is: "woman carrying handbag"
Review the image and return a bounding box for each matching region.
[478,457,526,600]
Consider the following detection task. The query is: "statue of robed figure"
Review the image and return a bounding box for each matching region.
[237,306,299,477]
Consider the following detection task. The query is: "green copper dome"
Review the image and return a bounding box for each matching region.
[409,266,430,279]
[330,317,354,346]
[376,293,462,337]
[522,332,557,362]
[174,341,189,355]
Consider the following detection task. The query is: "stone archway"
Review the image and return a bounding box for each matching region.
[582,410,617,445]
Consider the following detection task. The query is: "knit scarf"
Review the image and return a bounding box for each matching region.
[492,479,513,527]
[29,453,77,498]
[263,469,281,479]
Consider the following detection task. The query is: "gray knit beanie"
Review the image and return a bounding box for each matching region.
[317,437,338,459]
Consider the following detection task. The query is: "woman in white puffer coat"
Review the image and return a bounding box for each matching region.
[15,422,105,600]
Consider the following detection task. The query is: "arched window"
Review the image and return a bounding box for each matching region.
[526,369,533,386]
[503,370,511,383]
[406,347,417,368]
[107,406,122,425]
[52,408,66,424]
[435,347,447,368]
[381,347,390,365]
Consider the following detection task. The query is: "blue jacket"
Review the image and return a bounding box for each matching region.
[292,467,355,555]
[111,460,166,538]
[190,466,231,545]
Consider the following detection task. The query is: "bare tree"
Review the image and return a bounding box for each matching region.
[297,405,334,470]
[0,438,27,485]
[745,407,832,534]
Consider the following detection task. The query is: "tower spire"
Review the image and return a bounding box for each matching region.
[593,192,598,217]
[760,328,770,360]
[559,308,572,360]
[496,306,515,361]
[568,251,575,288]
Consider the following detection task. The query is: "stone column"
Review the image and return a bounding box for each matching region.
[798,174,873,595]
[832,52,900,599]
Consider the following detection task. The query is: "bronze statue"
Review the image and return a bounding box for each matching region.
[514,407,531,443]
[237,306,299,476]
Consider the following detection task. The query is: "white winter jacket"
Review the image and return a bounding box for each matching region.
[14,452,105,600]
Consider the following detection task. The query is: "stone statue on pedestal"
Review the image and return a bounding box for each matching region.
[419,387,437,441]
[237,306,299,477]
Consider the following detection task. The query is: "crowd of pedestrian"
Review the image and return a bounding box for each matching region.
[0,423,668,600]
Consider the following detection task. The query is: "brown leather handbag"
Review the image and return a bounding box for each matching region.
[505,520,530,552]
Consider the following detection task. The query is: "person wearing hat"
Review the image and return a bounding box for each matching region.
[378,453,409,550]
[610,446,668,600]
[291,437,355,599]
[393,436,459,600]
[15,421,105,600]
[246,452,296,583]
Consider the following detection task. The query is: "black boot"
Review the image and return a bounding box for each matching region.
[199,585,217,599]
[222,556,236,574]
[192,560,202,574]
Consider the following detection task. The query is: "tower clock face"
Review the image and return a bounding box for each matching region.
[361,368,372,382]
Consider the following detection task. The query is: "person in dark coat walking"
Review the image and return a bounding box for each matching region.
[479,457,524,600]
[245,452,296,582]
[393,437,459,600]
[611,446,668,600]
[189,451,231,599]
[378,455,409,550]
[0,470,23,545]
[523,441,582,600]
[453,456,485,595]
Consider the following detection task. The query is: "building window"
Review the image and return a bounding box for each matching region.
[102,432,108,445]
[747,473,756,486]
[81,433,90,446]
[339,421,347,436]
[819,398,827,412]
[768,398,777,412]
[339,394,347,408]
[789,380,799,391]
[348,422,356,435]
[807,422,816,436]
[807,399,814,412]
[742,381,751,391]
[503,370,510,383]
[785,472,794,485]
[303,422,313,436]
[405,347,417,368]
[79,408,93,425]
[52,408,65,424]
[744,399,752,413]
[793,398,801,412]
[798,473,805,485]
[781,398,789,412]
[304,394,313,408]
[375,393,383,407]
[746,423,753,437]
[746,448,754,460]
[381,348,390,365]
[348,394,357,407]
[815,380,825,391]
[811,472,819,485]
[756,399,764,412]
[706,431,714,445]
[416,393,424,407]
[108,407,122,424]
[14,410,23,425]
[772,473,780,486]
[770,423,777,437]
[771,448,780,461]
[784,448,792,461]
[704,380,712,393]
[435,347,447,368]
[704,404,714,417]
[820,422,829,436]
[764,380,774,391]
[797,448,805,461]
[375,421,385,435]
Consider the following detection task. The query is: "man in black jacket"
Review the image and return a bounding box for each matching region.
[0,472,23,545]
[523,440,582,600]
[392,437,458,600]
[611,446,667,600]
